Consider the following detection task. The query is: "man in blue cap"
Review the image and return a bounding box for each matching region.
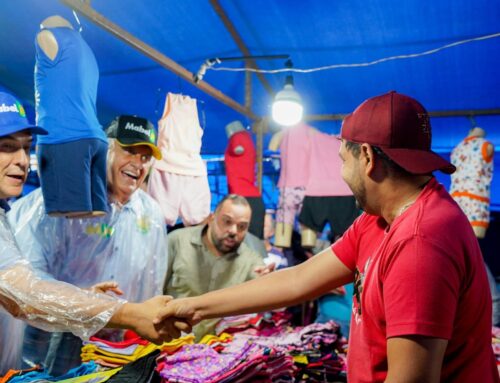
[0,91,188,348]
[8,115,167,374]
[0,92,46,201]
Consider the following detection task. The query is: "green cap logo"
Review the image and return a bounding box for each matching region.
[15,101,26,117]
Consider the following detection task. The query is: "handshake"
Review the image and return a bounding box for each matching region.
[101,262,275,344]
[115,295,199,345]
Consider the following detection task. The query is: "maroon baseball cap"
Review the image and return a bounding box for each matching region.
[341,91,455,174]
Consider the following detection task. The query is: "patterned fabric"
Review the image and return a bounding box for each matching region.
[452,195,490,228]
[276,187,306,225]
[450,136,494,227]
[158,342,296,383]
[158,342,255,383]
[492,326,500,375]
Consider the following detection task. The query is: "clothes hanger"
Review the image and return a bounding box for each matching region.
[468,115,477,130]
[72,10,83,32]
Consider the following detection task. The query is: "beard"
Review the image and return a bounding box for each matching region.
[348,177,367,212]
[354,191,366,211]
[211,230,242,254]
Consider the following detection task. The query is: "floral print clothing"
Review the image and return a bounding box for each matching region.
[450,136,494,228]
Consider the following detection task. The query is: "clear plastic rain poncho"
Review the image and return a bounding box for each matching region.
[0,206,125,338]
[4,188,167,370]
[8,188,167,304]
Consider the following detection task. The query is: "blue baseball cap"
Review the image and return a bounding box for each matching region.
[0,92,47,137]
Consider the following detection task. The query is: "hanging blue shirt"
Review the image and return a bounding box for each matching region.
[34,27,106,144]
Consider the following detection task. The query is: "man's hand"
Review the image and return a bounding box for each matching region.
[153,297,202,338]
[111,296,192,344]
[89,281,124,296]
[254,262,276,277]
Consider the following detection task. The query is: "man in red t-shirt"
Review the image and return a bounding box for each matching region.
[157,91,498,383]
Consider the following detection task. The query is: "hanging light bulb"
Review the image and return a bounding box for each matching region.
[272,78,303,126]
[272,60,303,126]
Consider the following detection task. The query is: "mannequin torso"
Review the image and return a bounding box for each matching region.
[226,120,246,154]
[38,15,73,60]
[224,121,259,196]
[450,127,494,239]
[470,127,494,157]
[35,14,107,217]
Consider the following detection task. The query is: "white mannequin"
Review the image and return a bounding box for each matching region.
[268,131,293,247]
[225,120,245,154]
[468,127,493,156]
[38,16,73,61]
[300,227,318,248]
[275,220,294,248]
[466,127,493,239]
[268,130,284,152]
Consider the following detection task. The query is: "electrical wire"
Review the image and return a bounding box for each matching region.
[207,32,500,74]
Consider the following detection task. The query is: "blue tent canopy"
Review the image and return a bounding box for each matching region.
[1,0,499,207]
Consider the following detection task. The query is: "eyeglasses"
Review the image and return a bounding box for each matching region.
[119,145,153,165]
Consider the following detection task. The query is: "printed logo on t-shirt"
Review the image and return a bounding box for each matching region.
[136,215,151,234]
[352,257,371,324]
[85,223,115,238]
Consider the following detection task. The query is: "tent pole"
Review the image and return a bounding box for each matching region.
[253,118,266,192]
[60,0,259,120]
[305,108,500,121]
[209,0,275,96]
[209,0,273,191]
[245,68,252,111]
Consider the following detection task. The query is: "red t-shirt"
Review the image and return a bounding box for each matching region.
[224,131,260,197]
[332,177,498,383]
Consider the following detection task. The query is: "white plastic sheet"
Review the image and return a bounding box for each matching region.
[0,262,124,339]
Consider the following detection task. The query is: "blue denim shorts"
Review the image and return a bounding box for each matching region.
[37,138,109,214]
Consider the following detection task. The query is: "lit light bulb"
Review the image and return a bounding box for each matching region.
[272,83,303,126]
[272,99,303,126]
